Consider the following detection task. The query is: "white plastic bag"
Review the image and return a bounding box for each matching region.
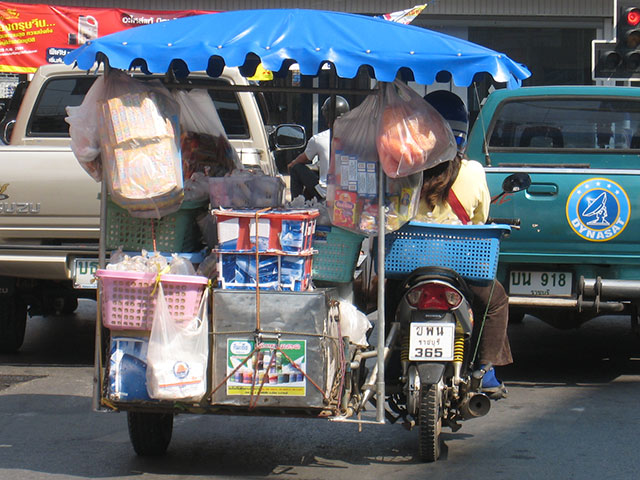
[65,75,105,182]
[338,300,371,347]
[146,285,209,402]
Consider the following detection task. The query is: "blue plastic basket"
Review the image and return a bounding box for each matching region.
[312,226,365,283]
[383,222,511,281]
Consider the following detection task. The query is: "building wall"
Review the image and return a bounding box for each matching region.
[2,0,615,18]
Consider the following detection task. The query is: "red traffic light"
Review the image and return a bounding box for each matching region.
[626,7,640,26]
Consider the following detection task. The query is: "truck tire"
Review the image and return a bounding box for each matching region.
[127,411,173,456]
[0,297,27,353]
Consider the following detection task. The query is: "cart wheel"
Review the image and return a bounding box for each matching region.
[127,411,173,456]
[418,381,443,462]
[0,297,27,353]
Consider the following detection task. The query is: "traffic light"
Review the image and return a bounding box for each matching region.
[593,2,640,80]
[617,2,640,69]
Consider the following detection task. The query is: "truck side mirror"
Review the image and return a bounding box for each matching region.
[272,124,306,150]
[501,172,531,193]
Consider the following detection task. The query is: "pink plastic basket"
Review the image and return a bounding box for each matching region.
[96,269,209,331]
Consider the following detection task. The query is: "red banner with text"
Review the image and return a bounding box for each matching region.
[0,2,216,73]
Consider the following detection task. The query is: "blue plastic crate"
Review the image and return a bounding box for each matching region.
[383,222,510,281]
[312,226,365,283]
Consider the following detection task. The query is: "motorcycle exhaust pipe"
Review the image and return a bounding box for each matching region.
[459,393,491,419]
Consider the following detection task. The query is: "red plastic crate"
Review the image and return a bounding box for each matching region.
[213,208,318,253]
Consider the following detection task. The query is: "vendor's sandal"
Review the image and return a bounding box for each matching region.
[480,365,508,400]
[482,383,508,400]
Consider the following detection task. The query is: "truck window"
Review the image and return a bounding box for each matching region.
[29,76,96,137]
[488,97,640,151]
[207,88,249,139]
[28,75,250,139]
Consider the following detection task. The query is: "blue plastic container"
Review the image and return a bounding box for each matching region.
[383,222,511,281]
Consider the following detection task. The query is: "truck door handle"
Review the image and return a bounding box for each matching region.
[527,183,558,196]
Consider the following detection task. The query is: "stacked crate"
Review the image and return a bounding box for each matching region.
[213,208,319,291]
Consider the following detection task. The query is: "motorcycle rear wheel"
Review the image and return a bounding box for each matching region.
[418,381,442,462]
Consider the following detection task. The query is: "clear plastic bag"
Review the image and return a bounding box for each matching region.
[173,89,242,179]
[377,80,457,178]
[65,75,104,182]
[146,285,209,402]
[98,70,184,219]
[326,91,422,235]
[338,300,372,347]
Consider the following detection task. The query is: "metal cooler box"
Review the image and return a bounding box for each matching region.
[210,289,340,410]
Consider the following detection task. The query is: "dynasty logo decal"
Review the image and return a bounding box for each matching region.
[566,178,630,242]
[0,183,8,201]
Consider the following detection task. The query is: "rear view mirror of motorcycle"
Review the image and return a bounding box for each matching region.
[491,172,531,205]
[501,172,531,193]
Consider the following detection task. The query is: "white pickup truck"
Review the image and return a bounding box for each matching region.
[0,64,300,352]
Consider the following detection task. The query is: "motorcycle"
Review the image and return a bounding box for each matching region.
[380,172,531,462]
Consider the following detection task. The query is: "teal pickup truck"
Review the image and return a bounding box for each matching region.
[466,85,640,329]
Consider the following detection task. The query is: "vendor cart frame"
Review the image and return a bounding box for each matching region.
[64,7,530,459]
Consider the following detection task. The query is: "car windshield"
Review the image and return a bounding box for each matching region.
[488,97,640,150]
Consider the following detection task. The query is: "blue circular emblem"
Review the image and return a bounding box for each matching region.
[566,178,630,242]
[173,361,190,379]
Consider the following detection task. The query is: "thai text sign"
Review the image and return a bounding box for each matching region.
[0,2,215,73]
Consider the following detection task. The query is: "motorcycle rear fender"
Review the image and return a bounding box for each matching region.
[416,362,446,385]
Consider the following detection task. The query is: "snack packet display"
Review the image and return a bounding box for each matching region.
[376,79,457,178]
[326,90,422,236]
[98,70,184,219]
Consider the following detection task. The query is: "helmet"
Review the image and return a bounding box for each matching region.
[423,90,469,150]
[321,95,350,121]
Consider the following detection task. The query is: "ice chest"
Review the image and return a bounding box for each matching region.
[213,208,318,253]
[210,289,340,410]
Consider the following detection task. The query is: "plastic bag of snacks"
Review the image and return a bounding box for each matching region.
[173,89,242,180]
[377,80,457,178]
[98,70,183,219]
[326,91,422,235]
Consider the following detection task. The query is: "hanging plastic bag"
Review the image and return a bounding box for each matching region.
[65,75,104,182]
[98,70,184,219]
[377,79,457,178]
[338,300,372,347]
[173,89,242,179]
[326,90,422,235]
[146,285,209,402]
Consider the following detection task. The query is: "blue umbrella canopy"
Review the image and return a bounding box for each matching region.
[64,9,530,88]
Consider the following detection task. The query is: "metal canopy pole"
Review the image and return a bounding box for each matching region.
[375,150,386,424]
[93,175,108,412]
